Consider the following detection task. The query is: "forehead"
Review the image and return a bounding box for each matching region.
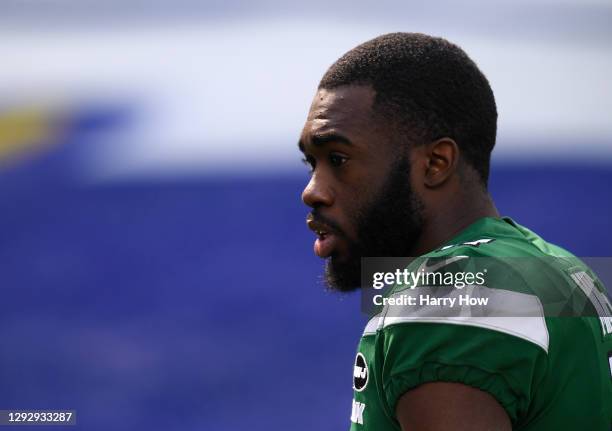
[300,85,378,146]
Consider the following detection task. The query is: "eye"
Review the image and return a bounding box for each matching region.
[329,152,348,167]
[301,155,315,173]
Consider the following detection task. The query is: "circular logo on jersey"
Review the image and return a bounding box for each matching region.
[353,352,368,392]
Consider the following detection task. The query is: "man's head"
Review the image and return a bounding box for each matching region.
[299,33,497,292]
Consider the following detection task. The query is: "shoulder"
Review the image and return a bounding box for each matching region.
[419,226,579,299]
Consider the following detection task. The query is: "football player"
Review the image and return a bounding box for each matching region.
[299,33,612,430]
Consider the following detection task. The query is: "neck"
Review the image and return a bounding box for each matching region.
[411,190,499,256]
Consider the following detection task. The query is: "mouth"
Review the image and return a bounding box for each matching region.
[306,216,340,259]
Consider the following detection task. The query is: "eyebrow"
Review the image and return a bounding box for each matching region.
[298,132,353,152]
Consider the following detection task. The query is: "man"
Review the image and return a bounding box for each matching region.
[298,33,612,430]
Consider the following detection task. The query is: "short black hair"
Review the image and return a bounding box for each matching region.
[319,32,497,186]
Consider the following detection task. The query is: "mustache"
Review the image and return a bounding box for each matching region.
[308,210,345,236]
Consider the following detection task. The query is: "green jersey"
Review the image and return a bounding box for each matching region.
[350,217,612,430]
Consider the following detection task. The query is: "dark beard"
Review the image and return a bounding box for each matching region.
[325,156,424,292]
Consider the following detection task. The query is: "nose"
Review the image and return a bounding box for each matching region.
[302,174,334,208]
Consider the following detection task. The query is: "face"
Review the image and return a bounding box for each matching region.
[299,85,425,292]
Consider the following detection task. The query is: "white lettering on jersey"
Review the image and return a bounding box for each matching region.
[354,365,366,379]
[351,399,365,425]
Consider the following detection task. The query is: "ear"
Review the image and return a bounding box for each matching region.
[423,138,459,188]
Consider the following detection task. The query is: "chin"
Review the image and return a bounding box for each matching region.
[325,256,362,292]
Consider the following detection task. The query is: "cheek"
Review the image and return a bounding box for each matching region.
[333,157,392,235]
[337,183,379,238]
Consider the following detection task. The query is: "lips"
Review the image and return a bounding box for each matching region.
[306,216,340,258]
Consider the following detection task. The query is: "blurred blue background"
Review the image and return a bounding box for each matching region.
[0,1,611,430]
